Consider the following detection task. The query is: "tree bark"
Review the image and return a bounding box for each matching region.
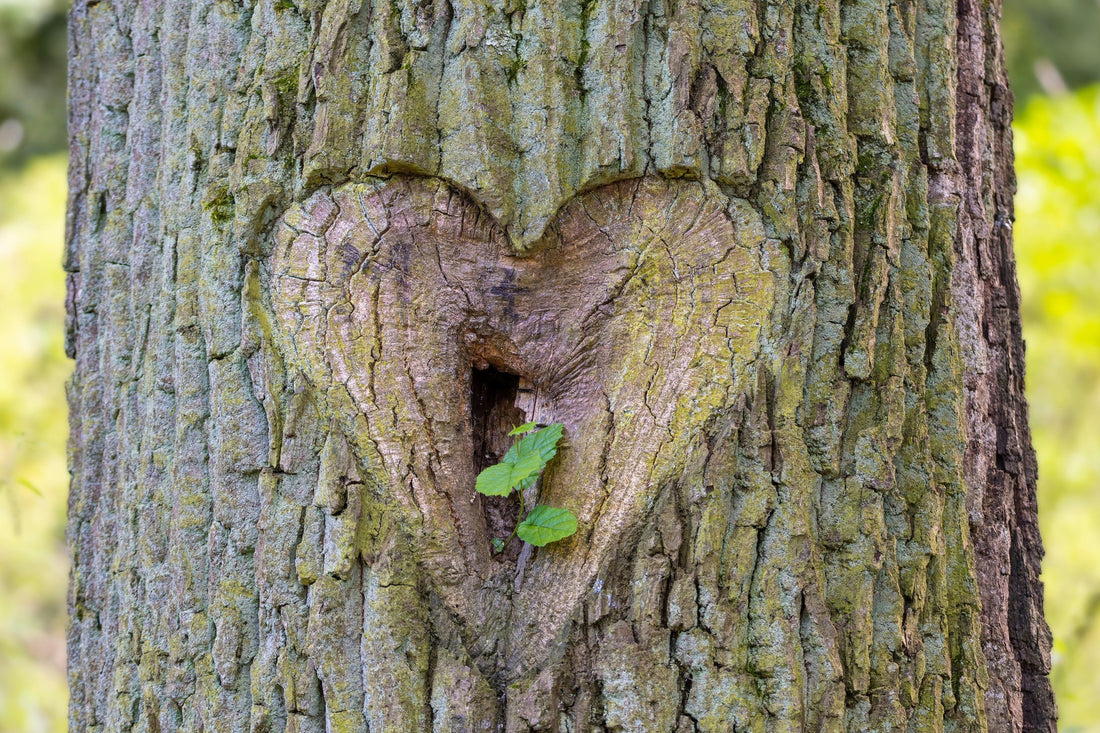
[64,0,1054,730]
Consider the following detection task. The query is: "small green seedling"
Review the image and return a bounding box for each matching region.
[476,422,578,550]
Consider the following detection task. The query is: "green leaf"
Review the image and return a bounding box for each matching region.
[516,505,578,547]
[516,422,564,463]
[509,449,546,486]
[502,422,563,467]
[491,538,505,553]
[476,423,565,500]
[508,422,538,436]
[475,462,517,496]
[475,450,545,496]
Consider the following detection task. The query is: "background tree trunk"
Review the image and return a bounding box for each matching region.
[64,0,1054,730]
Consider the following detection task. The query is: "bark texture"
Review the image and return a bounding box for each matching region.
[64,0,1054,730]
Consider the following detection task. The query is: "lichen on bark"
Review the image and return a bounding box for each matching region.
[64,0,1053,730]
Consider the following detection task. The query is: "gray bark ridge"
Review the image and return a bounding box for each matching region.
[63,0,1053,730]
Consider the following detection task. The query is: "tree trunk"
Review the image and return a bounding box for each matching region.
[64,0,1054,730]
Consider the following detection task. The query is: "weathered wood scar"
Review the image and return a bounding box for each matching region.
[266,174,776,689]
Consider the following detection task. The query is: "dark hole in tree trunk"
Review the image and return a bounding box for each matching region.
[471,366,527,557]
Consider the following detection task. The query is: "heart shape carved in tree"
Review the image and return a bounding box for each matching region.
[269,175,776,677]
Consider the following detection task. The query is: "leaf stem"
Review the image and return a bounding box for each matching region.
[507,488,527,544]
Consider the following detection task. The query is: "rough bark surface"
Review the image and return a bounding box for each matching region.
[951,0,1055,729]
[64,0,1054,730]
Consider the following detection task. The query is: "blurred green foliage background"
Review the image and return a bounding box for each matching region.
[0,155,69,732]
[1015,87,1100,731]
[0,0,1097,730]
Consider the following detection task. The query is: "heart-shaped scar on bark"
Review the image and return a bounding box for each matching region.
[268,174,777,681]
